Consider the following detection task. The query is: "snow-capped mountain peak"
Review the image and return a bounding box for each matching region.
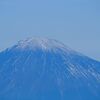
[0,37,100,100]
[11,37,71,52]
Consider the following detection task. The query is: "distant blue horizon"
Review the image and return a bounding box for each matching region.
[0,0,100,61]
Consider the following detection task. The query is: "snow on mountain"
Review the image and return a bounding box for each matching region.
[10,37,72,52]
[0,37,100,100]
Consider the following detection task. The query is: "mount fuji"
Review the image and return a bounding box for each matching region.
[0,37,100,100]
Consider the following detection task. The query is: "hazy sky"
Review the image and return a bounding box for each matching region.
[0,0,100,60]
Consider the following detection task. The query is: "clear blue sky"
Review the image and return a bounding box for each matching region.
[0,0,100,60]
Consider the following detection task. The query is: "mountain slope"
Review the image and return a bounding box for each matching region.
[0,37,100,100]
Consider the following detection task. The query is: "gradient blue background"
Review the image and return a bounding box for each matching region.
[0,0,100,60]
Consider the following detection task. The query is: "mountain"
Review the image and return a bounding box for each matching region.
[0,37,100,100]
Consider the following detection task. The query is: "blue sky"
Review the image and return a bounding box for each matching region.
[0,0,100,60]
